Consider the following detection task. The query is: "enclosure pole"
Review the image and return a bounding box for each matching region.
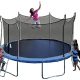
[41,15,66,79]
[41,12,51,79]
[62,15,66,75]
[18,12,21,40]
[49,12,50,40]
[72,12,76,41]
[17,12,21,77]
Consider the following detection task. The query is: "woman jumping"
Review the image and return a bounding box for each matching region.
[29,1,41,31]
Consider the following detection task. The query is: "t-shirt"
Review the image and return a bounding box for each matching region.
[72,50,78,62]
[32,10,39,21]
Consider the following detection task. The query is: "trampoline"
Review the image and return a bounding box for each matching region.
[3,39,71,63]
[1,13,76,63]
[0,12,76,78]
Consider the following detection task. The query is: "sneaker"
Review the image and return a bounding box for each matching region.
[1,68,4,71]
[73,69,76,71]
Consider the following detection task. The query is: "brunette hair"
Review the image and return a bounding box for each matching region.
[73,39,78,50]
[29,8,34,16]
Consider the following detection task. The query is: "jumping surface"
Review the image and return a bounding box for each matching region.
[3,39,71,63]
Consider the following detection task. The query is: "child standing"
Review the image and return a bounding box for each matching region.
[72,40,80,71]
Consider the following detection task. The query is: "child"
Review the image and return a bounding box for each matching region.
[29,1,41,30]
[73,39,80,58]
[0,48,5,71]
[72,40,80,71]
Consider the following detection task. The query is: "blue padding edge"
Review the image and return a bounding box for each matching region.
[4,52,71,63]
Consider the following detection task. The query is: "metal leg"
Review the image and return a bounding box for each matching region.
[4,59,18,77]
[0,59,18,77]
[41,58,65,79]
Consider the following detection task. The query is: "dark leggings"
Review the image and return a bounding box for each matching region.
[0,61,5,70]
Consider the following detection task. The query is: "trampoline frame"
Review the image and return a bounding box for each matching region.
[0,12,76,79]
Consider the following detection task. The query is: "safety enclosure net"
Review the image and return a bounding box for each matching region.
[2,13,76,45]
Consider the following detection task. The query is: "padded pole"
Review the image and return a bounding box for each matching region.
[41,15,66,79]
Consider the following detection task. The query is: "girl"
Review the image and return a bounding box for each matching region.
[29,1,41,30]
[0,48,5,71]
[72,40,80,71]
[73,39,80,58]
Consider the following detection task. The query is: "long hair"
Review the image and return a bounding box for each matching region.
[73,39,78,50]
[29,8,34,16]
[73,39,80,58]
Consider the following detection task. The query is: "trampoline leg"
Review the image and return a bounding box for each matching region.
[0,59,18,77]
[4,60,18,77]
[41,59,65,79]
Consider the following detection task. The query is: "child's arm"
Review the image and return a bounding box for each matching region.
[36,1,41,11]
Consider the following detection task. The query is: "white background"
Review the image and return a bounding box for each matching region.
[0,0,80,80]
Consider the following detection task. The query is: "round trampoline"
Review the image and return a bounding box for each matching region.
[0,12,76,78]
[3,39,71,63]
[1,13,76,63]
